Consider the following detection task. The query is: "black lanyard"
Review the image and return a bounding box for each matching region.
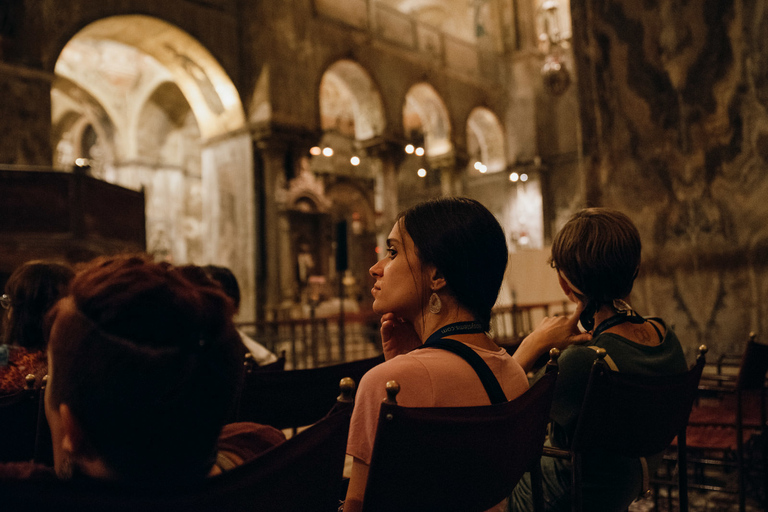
[423,321,485,346]
[419,321,507,404]
[592,311,646,338]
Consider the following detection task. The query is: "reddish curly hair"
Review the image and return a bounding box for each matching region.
[45,255,242,483]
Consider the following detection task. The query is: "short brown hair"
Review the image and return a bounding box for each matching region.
[550,207,641,307]
[45,255,242,483]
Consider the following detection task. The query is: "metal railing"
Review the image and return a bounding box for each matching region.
[239,301,573,369]
[490,301,574,349]
[238,312,382,370]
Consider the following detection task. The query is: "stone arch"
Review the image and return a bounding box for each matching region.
[403,82,453,158]
[319,59,386,141]
[466,106,506,175]
[51,14,257,320]
[51,76,117,180]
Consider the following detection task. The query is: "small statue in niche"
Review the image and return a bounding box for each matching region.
[296,241,315,286]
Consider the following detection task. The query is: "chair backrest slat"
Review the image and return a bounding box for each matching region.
[362,368,558,512]
[2,383,354,512]
[571,356,705,457]
[237,354,383,429]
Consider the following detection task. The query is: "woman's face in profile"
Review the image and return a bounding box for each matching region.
[369,221,425,320]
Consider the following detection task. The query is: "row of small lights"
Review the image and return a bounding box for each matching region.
[309,144,528,183]
[310,145,361,166]
[475,161,529,182]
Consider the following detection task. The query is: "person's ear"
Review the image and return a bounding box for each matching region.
[557,273,580,304]
[428,266,446,292]
[59,403,86,457]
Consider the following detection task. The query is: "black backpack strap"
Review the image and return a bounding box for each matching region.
[422,338,507,404]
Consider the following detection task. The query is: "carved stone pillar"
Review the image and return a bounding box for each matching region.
[254,137,288,319]
[363,139,403,248]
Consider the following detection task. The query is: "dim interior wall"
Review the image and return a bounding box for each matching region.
[499,248,566,308]
[565,0,768,359]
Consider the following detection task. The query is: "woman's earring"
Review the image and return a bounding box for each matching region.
[428,292,442,314]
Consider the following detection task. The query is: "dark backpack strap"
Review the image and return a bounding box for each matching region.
[422,338,507,404]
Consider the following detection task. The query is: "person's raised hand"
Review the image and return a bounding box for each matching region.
[513,302,592,372]
[380,313,422,360]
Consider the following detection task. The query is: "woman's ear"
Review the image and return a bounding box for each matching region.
[428,266,447,292]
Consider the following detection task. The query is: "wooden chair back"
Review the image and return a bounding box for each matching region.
[361,351,560,512]
[1,378,355,512]
[545,345,707,512]
[237,354,383,430]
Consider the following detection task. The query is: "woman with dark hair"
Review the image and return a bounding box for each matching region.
[343,197,532,512]
[508,208,688,511]
[0,260,74,394]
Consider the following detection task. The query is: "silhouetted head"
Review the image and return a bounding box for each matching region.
[44,255,241,484]
[550,207,642,329]
[2,260,74,350]
[203,265,241,312]
[397,197,508,331]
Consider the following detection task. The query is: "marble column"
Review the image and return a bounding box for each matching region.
[254,138,288,320]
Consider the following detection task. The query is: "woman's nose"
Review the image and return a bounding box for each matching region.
[370,259,383,278]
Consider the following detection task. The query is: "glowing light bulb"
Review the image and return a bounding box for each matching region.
[405,144,415,154]
[479,164,487,173]
[415,147,425,156]
[350,156,360,166]
[520,173,529,182]
[509,172,520,182]
[474,161,482,170]
[310,146,322,156]
[322,147,334,157]
[417,168,427,178]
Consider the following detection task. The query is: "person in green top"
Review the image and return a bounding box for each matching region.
[508,207,688,512]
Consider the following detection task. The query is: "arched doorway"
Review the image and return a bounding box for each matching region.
[280,59,383,314]
[51,15,257,320]
[399,82,453,207]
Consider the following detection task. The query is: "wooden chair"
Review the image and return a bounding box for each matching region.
[1,378,356,512]
[0,374,40,462]
[544,345,707,512]
[682,333,768,511]
[360,350,560,512]
[236,353,384,430]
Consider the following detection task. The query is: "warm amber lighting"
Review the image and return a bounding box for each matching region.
[350,156,360,166]
[405,144,415,154]
[322,147,334,157]
[310,146,322,156]
[417,168,427,178]
[415,147,425,156]
[509,172,520,182]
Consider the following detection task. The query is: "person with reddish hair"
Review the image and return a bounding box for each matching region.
[43,255,245,484]
[0,260,74,394]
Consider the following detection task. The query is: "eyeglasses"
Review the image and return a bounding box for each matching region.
[0,294,11,310]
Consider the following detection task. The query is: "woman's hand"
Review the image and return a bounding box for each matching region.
[380,313,423,360]
[513,302,592,372]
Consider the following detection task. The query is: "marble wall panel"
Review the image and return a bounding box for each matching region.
[564,0,768,356]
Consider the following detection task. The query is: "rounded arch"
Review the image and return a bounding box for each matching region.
[51,75,118,179]
[51,14,257,320]
[403,82,453,158]
[55,15,245,140]
[466,106,506,175]
[319,59,386,141]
